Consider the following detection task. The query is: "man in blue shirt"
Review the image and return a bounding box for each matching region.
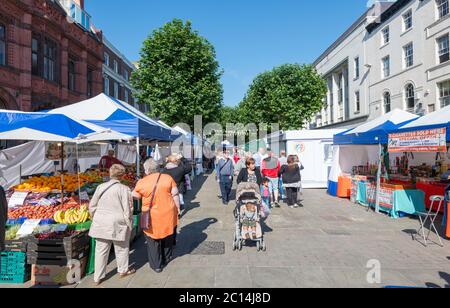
[216,151,234,205]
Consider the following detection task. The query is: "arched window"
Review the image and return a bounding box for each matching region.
[383,92,391,113]
[405,83,415,110]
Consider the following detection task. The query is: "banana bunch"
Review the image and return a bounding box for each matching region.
[54,206,91,224]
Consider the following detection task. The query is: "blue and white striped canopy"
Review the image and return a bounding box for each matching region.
[49,93,179,141]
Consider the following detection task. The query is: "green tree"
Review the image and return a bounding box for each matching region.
[238,64,327,130]
[132,19,223,128]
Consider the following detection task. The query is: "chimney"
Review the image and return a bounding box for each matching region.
[73,0,84,9]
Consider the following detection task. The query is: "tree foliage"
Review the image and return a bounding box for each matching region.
[132,19,223,128]
[238,64,327,130]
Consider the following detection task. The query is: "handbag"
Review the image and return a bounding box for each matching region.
[140,173,162,230]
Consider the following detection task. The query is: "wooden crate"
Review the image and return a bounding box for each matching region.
[31,256,87,287]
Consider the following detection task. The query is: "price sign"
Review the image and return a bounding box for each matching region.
[8,191,29,208]
[17,219,41,237]
[79,191,90,202]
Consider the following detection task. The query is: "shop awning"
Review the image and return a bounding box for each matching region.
[334,109,419,145]
[0,110,132,143]
[48,93,179,141]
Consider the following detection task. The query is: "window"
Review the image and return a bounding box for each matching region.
[43,39,57,82]
[114,82,119,98]
[405,83,415,109]
[104,52,109,66]
[437,0,449,19]
[403,10,413,31]
[0,25,5,66]
[124,89,129,103]
[354,57,360,79]
[355,91,360,113]
[438,34,450,64]
[439,80,450,108]
[338,73,343,104]
[382,27,390,45]
[32,37,39,75]
[383,92,391,113]
[103,77,110,95]
[69,0,91,30]
[113,60,118,74]
[382,56,390,78]
[124,69,129,81]
[404,43,414,68]
[87,69,93,97]
[68,58,76,91]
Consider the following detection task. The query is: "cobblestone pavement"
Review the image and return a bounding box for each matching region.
[4,172,450,288]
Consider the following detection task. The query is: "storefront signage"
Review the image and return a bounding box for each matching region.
[388,128,447,153]
[45,143,101,160]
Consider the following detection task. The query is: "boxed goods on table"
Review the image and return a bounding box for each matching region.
[27,230,90,266]
[31,256,88,287]
[0,252,31,284]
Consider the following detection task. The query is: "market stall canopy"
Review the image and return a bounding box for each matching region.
[334,109,419,145]
[173,126,202,145]
[48,93,179,141]
[398,104,450,140]
[0,110,132,143]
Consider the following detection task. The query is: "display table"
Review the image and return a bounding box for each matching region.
[358,182,425,218]
[415,181,447,213]
[337,175,352,198]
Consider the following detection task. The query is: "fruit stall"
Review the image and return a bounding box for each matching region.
[2,170,142,286]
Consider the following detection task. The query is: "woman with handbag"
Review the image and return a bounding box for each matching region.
[89,164,135,286]
[133,158,180,273]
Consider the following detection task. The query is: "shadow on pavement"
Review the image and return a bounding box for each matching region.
[425,272,450,288]
[174,217,218,258]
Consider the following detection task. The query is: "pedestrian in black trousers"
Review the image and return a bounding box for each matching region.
[279,155,302,208]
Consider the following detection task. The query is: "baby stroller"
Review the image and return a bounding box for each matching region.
[232,182,267,252]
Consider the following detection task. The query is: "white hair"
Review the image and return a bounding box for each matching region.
[144,158,160,175]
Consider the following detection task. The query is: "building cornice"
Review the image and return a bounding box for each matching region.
[103,36,136,70]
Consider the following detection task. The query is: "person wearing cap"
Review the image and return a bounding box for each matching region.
[99,149,123,170]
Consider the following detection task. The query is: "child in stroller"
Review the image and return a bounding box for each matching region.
[233,182,267,252]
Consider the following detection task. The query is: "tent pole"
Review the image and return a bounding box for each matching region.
[61,142,65,206]
[136,137,141,179]
[375,143,382,214]
[76,143,81,206]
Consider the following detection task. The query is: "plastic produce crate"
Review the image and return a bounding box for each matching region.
[0,252,31,284]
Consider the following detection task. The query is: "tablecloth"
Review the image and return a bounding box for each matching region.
[415,182,446,213]
[379,190,425,219]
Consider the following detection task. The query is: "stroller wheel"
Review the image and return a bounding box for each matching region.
[238,241,243,251]
[261,241,267,252]
[232,242,237,251]
[256,241,261,251]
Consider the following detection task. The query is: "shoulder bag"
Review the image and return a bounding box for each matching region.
[140,173,162,230]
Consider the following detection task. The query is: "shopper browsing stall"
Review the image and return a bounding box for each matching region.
[89,164,135,285]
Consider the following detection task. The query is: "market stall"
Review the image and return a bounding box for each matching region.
[391,105,450,238]
[331,109,427,218]
[0,110,139,286]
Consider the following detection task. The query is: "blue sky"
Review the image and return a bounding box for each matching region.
[86,0,373,106]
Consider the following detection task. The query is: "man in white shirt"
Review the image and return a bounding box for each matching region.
[253,147,266,168]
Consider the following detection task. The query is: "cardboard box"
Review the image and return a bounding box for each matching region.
[31,257,87,287]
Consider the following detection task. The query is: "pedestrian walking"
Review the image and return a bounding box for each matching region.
[237,158,263,186]
[253,147,266,168]
[0,185,7,253]
[133,158,180,273]
[261,149,281,207]
[89,164,135,285]
[279,155,303,208]
[163,154,192,216]
[216,151,234,205]
[278,151,288,201]
[294,155,305,203]
[234,152,252,177]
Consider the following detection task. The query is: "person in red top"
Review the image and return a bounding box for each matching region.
[233,148,241,165]
[261,149,281,207]
[99,150,123,170]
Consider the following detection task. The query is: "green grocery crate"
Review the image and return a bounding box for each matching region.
[0,271,31,284]
[1,252,26,263]
[68,221,92,231]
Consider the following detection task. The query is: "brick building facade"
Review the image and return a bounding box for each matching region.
[0,0,103,111]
